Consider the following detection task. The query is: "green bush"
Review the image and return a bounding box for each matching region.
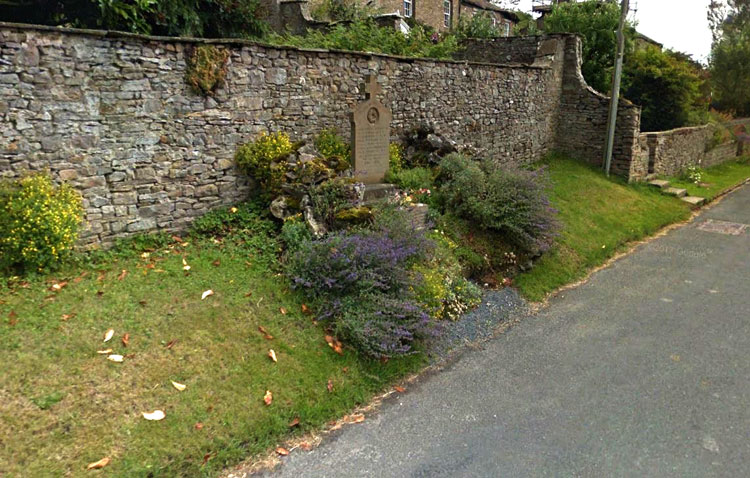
[235,132,295,198]
[268,19,460,59]
[0,174,83,273]
[190,201,278,238]
[314,129,351,163]
[437,154,559,254]
[280,215,312,252]
[454,11,503,40]
[308,178,359,230]
[386,167,434,191]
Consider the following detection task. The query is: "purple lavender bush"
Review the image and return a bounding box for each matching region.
[286,207,438,358]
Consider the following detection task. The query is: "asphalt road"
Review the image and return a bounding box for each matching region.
[264,184,750,478]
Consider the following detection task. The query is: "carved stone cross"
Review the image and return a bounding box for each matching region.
[363,74,382,99]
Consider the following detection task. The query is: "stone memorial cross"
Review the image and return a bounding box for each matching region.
[351,75,392,184]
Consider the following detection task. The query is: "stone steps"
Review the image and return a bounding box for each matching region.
[647,179,706,207]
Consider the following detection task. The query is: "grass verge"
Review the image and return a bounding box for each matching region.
[667,156,750,201]
[0,230,423,477]
[515,157,692,302]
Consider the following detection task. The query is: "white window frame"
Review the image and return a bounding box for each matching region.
[502,21,510,37]
[404,0,413,18]
[443,0,452,28]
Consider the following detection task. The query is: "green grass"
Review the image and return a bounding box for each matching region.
[515,157,692,302]
[667,156,750,201]
[0,231,422,476]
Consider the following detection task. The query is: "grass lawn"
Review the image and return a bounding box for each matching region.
[515,157,692,302]
[667,156,750,201]
[0,229,422,476]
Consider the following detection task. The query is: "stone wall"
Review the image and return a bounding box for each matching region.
[0,23,576,246]
[640,124,744,177]
[455,36,545,64]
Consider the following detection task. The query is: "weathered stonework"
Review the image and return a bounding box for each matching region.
[0,24,655,247]
[639,125,743,178]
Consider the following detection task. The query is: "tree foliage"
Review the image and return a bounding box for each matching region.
[0,0,268,38]
[623,47,709,131]
[709,0,750,115]
[543,0,633,94]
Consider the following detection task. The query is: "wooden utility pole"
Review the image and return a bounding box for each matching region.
[603,0,630,176]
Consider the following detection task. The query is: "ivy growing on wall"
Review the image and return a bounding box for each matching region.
[185,45,230,96]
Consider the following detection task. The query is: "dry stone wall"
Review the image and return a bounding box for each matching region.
[0,23,572,246]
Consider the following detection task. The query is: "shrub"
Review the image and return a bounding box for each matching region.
[190,200,277,238]
[235,132,295,197]
[0,174,82,272]
[389,143,404,174]
[437,154,559,254]
[334,294,434,358]
[314,129,351,163]
[308,178,360,231]
[280,215,312,253]
[186,45,230,96]
[454,11,503,40]
[386,167,434,191]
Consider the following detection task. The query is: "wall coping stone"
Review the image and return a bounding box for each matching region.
[0,21,555,71]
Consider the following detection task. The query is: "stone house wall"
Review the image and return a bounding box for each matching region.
[0,23,576,247]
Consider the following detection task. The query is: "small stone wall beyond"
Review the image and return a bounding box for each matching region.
[640,123,745,177]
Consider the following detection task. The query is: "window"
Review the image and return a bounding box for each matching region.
[404,0,413,17]
[502,21,511,36]
[443,0,452,27]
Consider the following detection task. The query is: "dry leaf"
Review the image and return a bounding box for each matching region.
[327,379,333,392]
[141,252,151,259]
[96,291,104,297]
[96,349,113,354]
[8,310,18,326]
[202,452,214,465]
[263,390,273,406]
[258,326,273,340]
[145,263,155,270]
[103,329,114,343]
[171,381,187,391]
[61,313,76,322]
[139,300,147,307]
[268,349,278,362]
[275,447,290,456]
[288,417,300,428]
[301,304,311,315]
[279,307,288,315]
[107,354,124,363]
[182,258,191,271]
[165,339,177,349]
[142,410,166,421]
[125,353,135,359]
[49,281,68,292]
[244,291,253,297]
[86,457,110,470]
[97,272,106,282]
[194,422,204,430]
[117,270,128,281]
[171,235,183,243]
[325,335,344,355]
[201,290,213,300]
[121,333,130,347]
[212,259,221,267]
[394,386,406,393]
[73,271,89,284]
[299,443,313,451]
[350,413,365,423]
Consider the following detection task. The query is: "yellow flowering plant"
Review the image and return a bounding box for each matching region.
[0,174,83,272]
[235,131,294,198]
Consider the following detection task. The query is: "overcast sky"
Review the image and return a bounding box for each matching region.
[508,0,714,62]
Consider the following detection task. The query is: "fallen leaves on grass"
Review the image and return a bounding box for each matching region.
[107,354,124,363]
[275,447,289,456]
[96,349,112,354]
[165,339,177,349]
[117,270,128,281]
[49,281,68,292]
[61,313,76,322]
[171,381,186,391]
[73,272,88,284]
[202,452,215,466]
[350,413,365,423]
[394,386,406,393]
[121,333,130,347]
[288,417,300,428]
[327,379,333,392]
[182,258,191,271]
[86,457,110,470]
[8,310,17,326]
[279,307,288,315]
[194,422,204,430]
[301,304,311,315]
[324,335,343,355]
[258,326,273,340]
[212,259,221,267]
[263,390,273,406]
[142,410,166,421]
[299,443,313,451]
[201,290,213,300]
[268,349,277,363]
[103,329,114,343]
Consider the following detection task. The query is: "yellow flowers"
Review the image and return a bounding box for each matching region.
[0,174,83,270]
